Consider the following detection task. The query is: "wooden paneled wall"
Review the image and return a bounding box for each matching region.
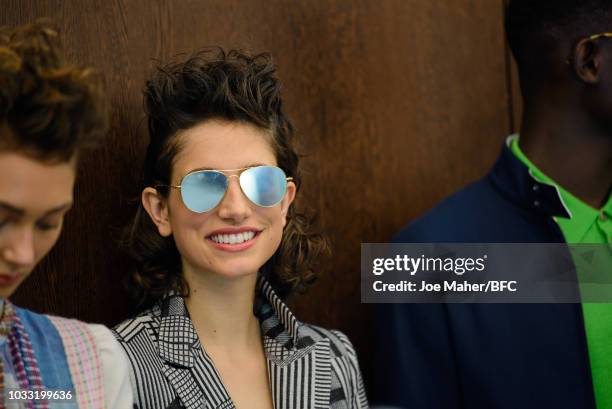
[1,0,520,387]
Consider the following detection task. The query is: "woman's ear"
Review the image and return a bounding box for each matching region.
[142,187,173,237]
[280,181,297,227]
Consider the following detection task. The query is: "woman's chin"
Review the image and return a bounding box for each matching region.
[199,263,261,281]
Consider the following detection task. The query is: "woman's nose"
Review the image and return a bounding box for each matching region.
[2,226,36,269]
[216,176,252,222]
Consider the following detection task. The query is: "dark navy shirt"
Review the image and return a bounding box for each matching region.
[371,143,595,409]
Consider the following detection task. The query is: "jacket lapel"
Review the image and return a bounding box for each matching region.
[259,281,332,409]
[155,280,333,409]
[158,296,206,409]
[266,337,332,409]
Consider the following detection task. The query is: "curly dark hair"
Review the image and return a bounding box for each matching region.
[0,21,107,160]
[127,47,329,307]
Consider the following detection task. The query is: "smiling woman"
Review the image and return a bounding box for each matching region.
[0,21,132,407]
[147,120,296,287]
[113,48,369,409]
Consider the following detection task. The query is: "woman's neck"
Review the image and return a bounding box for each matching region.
[183,268,261,352]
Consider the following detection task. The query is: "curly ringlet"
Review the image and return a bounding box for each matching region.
[0,20,107,160]
[127,47,329,308]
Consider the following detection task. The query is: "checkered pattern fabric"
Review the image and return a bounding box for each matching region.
[114,277,369,409]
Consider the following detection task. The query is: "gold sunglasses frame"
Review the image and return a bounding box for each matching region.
[155,165,294,212]
[166,166,293,190]
[566,32,612,64]
[588,32,612,41]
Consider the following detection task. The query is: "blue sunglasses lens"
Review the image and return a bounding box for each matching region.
[181,171,227,213]
[179,166,288,213]
[240,166,288,207]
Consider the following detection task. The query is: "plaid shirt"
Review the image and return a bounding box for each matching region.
[0,301,47,409]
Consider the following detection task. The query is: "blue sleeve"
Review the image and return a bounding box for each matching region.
[14,308,75,392]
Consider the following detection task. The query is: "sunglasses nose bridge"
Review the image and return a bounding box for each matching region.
[227,173,249,200]
[216,175,252,218]
[225,174,241,193]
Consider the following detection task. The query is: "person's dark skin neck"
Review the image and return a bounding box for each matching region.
[519,100,612,209]
[516,36,612,210]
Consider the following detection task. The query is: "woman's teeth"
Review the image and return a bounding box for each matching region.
[210,231,256,244]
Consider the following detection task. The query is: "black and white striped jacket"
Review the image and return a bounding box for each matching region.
[113,279,369,409]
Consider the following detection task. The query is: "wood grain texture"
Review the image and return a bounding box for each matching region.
[508,48,523,133]
[1,0,512,388]
[503,0,523,133]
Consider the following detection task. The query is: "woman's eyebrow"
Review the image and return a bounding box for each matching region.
[0,202,24,216]
[42,203,73,216]
[0,202,73,217]
[186,163,266,173]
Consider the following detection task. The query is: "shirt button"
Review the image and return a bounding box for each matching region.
[532,185,540,192]
[534,200,541,207]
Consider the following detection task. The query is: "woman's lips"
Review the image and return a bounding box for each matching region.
[0,273,21,286]
[206,229,260,252]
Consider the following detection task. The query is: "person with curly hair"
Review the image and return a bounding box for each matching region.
[113,48,368,409]
[0,22,132,408]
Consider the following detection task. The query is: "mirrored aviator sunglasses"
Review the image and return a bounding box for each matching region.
[167,165,293,213]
